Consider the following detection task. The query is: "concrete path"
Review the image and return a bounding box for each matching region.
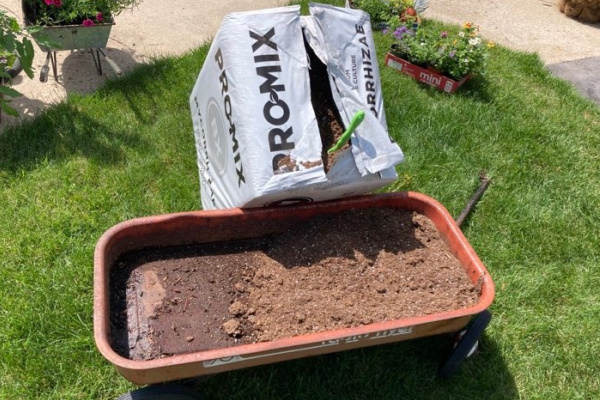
[0,0,284,129]
[1,0,598,131]
[426,0,600,106]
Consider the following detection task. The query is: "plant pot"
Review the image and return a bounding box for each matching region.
[385,52,471,93]
[426,64,443,75]
[27,21,114,52]
[94,192,494,385]
[0,55,24,121]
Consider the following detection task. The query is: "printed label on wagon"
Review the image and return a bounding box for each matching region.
[203,326,414,368]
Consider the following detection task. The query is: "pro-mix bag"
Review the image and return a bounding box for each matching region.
[190,3,404,209]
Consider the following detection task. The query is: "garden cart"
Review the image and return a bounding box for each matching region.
[22,3,122,83]
[94,191,494,400]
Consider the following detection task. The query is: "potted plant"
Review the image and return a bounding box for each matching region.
[384,22,494,93]
[0,10,35,119]
[348,0,428,29]
[21,0,141,51]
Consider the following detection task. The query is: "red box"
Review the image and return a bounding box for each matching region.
[385,52,471,93]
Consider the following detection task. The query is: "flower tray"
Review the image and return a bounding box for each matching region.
[385,52,471,93]
[94,192,494,385]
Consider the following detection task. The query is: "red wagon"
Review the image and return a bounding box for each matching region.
[94,192,494,399]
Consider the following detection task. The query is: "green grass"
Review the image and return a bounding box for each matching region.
[2,2,600,399]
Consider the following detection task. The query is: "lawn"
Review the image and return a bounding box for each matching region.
[1,2,600,399]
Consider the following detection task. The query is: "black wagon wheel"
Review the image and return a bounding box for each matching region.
[438,309,492,379]
[115,384,202,400]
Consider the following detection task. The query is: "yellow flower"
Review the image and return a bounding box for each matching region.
[487,42,495,48]
[463,22,473,29]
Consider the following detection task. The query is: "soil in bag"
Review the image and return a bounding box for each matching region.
[109,208,481,361]
[277,34,346,174]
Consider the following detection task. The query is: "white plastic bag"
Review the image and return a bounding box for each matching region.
[190,3,403,209]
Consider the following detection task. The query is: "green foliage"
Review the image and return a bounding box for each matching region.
[0,11,35,117]
[353,0,425,25]
[352,0,391,23]
[388,21,492,78]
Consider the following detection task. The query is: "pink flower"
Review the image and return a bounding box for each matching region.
[82,19,95,27]
[96,12,103,22]
[44,0,53,5]
[44,0,62,5]
[54,0,62,5]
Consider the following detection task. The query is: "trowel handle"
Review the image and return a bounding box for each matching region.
[328,110,366,154]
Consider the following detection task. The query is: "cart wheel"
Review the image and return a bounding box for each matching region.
[438,309,492,379]
[115,384,201,400]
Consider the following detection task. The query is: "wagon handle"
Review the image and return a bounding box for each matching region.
[40,53,51,83]
[455,173,491,228]
[98,49,123,76]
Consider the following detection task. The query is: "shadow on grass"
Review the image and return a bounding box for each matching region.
[0,102,150,176]
[452,76,496,103]
[96,54,206,126]
[175,331,516,400]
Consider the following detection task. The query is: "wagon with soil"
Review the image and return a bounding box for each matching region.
[94,191,494,400]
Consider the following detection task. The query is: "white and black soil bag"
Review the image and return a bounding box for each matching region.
[190,3,404,209]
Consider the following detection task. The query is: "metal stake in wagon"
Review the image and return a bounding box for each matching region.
[438,172,493,378]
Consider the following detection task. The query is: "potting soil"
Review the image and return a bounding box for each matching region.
[109,208,480,361]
